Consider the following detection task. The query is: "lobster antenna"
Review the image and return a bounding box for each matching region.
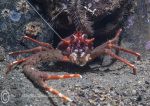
[26,0,63,40]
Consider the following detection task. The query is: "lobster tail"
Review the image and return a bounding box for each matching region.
[68,0,93,34]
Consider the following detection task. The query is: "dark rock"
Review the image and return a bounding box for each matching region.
[136,95,142,102]
[145,81,150,85]
[78,91,86,97]
[29,0,135,46]
[0,55,5,61]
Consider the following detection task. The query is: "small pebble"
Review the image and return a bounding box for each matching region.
[0,22,7,31]
[132,90,137,95]
[145,41,150,50]
[95,0,100,2]
[0,55,5,61]
[9,10,21,22]
[88,3,92,8]
[93,88,100,93]
[1,8,10,17]
[88,99,96,105]
[100,95,106,101]
[110,91,117,96]
[136,95,142,101]
[107,103,111,106]
[78,91,85,97]
[138,81,142,84]
[145,81,150,85]
[16,0,30,14]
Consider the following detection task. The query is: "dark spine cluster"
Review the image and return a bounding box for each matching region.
[68,0,93,34]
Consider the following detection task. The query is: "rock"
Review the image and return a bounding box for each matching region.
[29,0,135,46]
[0,46,5,62]
[0,55,5,61]
[136,95,142,102]
[145,81,150,85]
[88,99,97,105]
[93,88,100,93]
[132,90,137,95]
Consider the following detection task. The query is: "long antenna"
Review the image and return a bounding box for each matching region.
[26,0,63,40]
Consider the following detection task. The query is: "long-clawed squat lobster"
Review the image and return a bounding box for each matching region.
[6,28,141,102]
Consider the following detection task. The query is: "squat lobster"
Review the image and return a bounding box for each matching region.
[6,28,141,102]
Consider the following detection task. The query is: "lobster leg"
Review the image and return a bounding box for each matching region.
[7,49,79,102]
[44,85,73,102]
[9,46,49,56]
[43,74,81,102]
[110,44,141,60]
[90,28,141,75]
[23,36,53,49]
[23,65,82,102]
[6,57,29,75]
[43,74,82,80]
[107,28,141,59]
[105,49,137,75]
[109,28,122,44]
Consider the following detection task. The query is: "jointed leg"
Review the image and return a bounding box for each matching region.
[105,29,140,74]
[23,36,53,49]
[43,74,82,101]
[43,74,82,80]
[105,28,141,60]
[6,57,29,75]
[110,28,122,44]
[105,49,137,75]
[23,65,82,102]
[90,28,141,74]
[9,46,49,56]
[40,74,81,102]
[44,85,73,102]
[44,74,82,101]
[110,45,141,60]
